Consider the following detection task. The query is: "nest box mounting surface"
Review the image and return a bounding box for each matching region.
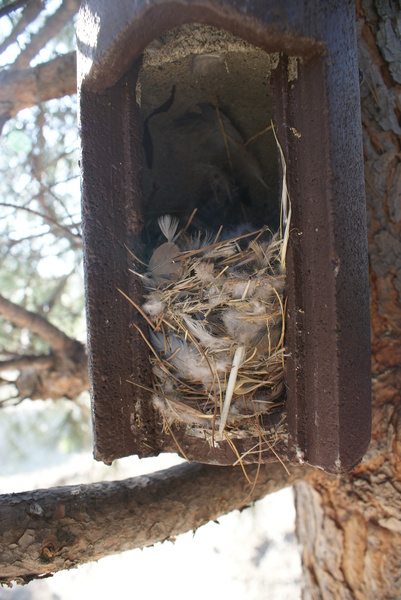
[77,0,371,474]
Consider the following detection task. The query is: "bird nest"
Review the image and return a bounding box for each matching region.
[124,129,291,460]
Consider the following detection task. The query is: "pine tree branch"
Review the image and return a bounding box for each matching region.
[0,294,79,355]
[0,0,36,18]
[11,0,80,70]
[0,460,308,583]
[0,202,81,244]
[0,0,43,55]
[0,51,76,131]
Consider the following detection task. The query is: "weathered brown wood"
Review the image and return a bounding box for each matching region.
[295,1,401,597]
[78,0,371,473]
[0,461,306,584]
[272,5,371,472]
[80,62,151,463]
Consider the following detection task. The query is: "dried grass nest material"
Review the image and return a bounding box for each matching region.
[127,131,291,453]
[130,215,290,449]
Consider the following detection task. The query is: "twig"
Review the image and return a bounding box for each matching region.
[10,0,80,71]
[181,207,198,237]
[244,124,273,146]
[0,0,43,55]
[0,202,82,241]
[0,0,32,18]
[181,227,265,259]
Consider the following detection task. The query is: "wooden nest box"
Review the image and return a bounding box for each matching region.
[77,0,371,474]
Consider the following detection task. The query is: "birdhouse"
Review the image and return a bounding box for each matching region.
[77,0,371,474]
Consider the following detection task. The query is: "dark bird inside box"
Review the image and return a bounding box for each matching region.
[137,25,281,247]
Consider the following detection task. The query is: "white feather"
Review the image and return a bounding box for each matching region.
[150,331,218,384]
[222,302,267,346]
[225,278,257,300]
[158,214,180,242]
[181,315,229,350]
[205,284,228,308]
[194,262,215,284]
[142,294,166,317]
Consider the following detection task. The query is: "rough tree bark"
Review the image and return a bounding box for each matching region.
[295,2,401,598]
[0,461,307,585]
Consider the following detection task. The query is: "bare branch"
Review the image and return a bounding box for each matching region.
[0,0,43,55]
[0,202,82,244]
[42,271,74,314]
[39,184,81,236]
[1,230,52,247]
[0,460,308,583]
[0,293,79,355]
[0,51,76,131]
[11,0,80,70]
[0,231,53,269]
[0,0,36,18]
[0,395,21,408]
[0,353,54,371]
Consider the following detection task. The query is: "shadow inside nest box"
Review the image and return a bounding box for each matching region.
[138,24,280,252]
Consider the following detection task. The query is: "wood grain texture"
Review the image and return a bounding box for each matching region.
[0,461,306,584]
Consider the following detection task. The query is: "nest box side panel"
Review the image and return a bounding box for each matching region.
[273,4,371,473]
[80,66,158,463]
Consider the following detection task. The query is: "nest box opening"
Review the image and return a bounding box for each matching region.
[78,1,372,474]
[133,25,288,467]
[138,24,280,247]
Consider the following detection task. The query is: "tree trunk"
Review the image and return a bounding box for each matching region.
[295,2,401,598]
[0,461,306,585]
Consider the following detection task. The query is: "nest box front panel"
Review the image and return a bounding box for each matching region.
[78,0,371,473]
